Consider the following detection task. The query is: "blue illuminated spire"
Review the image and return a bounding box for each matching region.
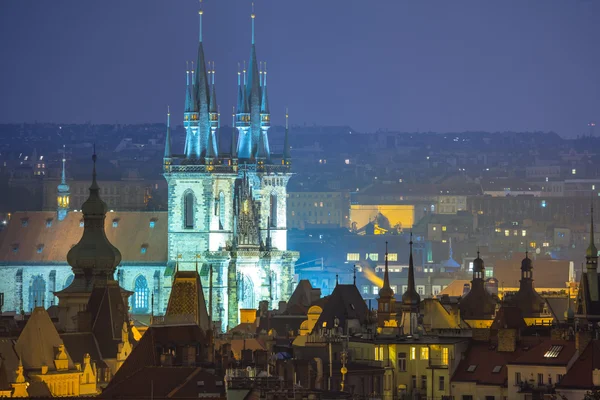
[164,106,172,161]
[231,107,237,158]
[260,62,270,114]
[247,5,261,157]
[236,64,243,113]
[209,62,218,114]
[57,144,70,221]
[283,108,291,162]
[184,62,192,112]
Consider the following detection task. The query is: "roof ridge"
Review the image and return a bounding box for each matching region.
[166,367,204,397]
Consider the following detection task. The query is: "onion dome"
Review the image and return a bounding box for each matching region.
[67,151,121,280]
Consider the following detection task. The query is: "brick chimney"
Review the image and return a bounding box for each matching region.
[498,328,517,352]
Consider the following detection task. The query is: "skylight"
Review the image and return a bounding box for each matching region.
[544,345,563,358]
[467,365,477,372]
[492,366,502,373]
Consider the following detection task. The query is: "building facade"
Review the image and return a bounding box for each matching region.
[162,7,297,329]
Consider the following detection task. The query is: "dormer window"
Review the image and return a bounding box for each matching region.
[46,219,53,228]
[12,244,19,253]
[112,218,119,228]
[149,218,157,228]
[79,219,84,228]
[37,244,44,254]
[20,218,29,227]
[140,244,148,254]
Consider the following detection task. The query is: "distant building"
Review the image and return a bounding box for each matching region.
[287,190,350,229]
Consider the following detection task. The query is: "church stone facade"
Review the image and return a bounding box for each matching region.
[163,8,297,329]
[0,7,297,330]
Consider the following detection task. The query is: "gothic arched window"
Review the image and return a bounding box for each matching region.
[184,192,194,229]
[64,274,74,289]
[133,275,149,313]
[219,191,225,230]
[270,194,277,228]
[30,275,46,310]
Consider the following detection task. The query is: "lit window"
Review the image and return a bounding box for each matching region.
[441,347,449,365]
[388,253,398,261]
[79,220,84,228]
[347,253,360,261]
[372,286,379,295]
[544,345,564,358]
[369,253,379,261]
[442,226,447,232]
[133,275,149,313]
[420,347,429,360]
[417,285,425,295]
[112,219,119,228]
[504,230,510,237]
[432,226,437,231]
[149,220,156,228]
[362,285,369,294]
[541,200,547,208]
[572,169,576,175]
[140,245,148,254]
[410,347,416,360]
[521,230,527,237]
[391,285,397,294]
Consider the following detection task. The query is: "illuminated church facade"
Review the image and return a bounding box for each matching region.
[0,6,297,329]
[163,7,297,328]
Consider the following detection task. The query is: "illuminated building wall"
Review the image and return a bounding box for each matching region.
[349,204,415,233]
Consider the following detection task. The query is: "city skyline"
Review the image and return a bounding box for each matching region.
[0,0,599,136]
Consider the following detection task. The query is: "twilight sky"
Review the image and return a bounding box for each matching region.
[0,0,599,136]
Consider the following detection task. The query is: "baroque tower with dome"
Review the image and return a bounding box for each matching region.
[163,5,298,328]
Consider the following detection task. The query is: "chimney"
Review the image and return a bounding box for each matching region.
[593,369,600,387]
[76,310,92,332]
[576,331,592,351]
[160,353,173,366]
[498,329,517,352]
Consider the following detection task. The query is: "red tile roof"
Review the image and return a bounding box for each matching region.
[509,339,576,366]
[556,340,600,389]
[452,337,547,386]
[0,211,167,263]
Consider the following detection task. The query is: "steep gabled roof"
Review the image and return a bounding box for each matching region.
[557,340,600,389]
[86,281,133,359]
[313,284,369,332]
[165,270,210,331]
[108,324,207,388]
[14,307,74,370]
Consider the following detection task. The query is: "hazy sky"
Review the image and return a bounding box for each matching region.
[1,0,599,136]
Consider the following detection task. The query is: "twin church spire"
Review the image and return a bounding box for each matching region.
[172,4,286,164]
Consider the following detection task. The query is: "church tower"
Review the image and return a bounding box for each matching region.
[400,235,420,335]
[377,242,397,328]
[56,145,70,221]
[164,4,298,329]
